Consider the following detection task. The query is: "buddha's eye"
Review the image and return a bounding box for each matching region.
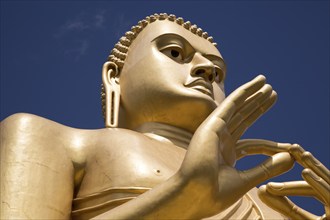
[214,66,225,83]
[160,45,184,62]
[171,49,180,58]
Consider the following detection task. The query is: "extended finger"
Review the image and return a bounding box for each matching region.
[208,75,266,124]
[231,91,277,141]
[266,181,325,203]
[236,139,292,159]
[302,169,330,205]
[290,145,330,184]
[239,152,294,189]
[258,185,319,220]
[228,84,273,133]
[302,152,330,185]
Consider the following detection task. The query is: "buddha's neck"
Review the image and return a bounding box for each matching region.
[135,122,193,150]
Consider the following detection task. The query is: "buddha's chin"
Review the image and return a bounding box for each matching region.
[185,94,218,113]
[121,91,218,132]
[160,100,217,133]
[123,101,216,133]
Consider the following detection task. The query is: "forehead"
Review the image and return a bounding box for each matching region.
[129,20,222,58]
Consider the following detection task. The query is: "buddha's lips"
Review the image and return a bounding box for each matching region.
[184,79,213,97]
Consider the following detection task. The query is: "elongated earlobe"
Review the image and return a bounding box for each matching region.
[102,62,120,128]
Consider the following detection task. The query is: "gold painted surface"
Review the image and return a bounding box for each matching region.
[1,13,329,219]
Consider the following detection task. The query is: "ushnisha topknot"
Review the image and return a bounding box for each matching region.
[101,13,218,120]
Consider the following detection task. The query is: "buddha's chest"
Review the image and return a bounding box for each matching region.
[76,138,186,198]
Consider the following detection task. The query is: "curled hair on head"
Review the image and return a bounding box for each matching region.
[101,13,218,121]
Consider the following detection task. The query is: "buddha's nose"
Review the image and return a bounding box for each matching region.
[190,53,216,83]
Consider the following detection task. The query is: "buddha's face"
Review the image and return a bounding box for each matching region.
[119,20,226,133]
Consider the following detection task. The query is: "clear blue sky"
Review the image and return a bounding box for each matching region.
[1,0,329,216]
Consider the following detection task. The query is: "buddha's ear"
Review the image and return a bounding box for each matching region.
[102,61,120,84]
[102,61,120,128]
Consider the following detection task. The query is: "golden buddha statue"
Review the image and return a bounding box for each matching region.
[1,13,329,219]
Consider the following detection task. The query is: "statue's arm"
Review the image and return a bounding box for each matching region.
[0,113,75,219]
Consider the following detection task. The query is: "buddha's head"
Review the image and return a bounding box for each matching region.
[102,13,226,133]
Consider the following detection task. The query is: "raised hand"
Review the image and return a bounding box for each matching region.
[179,75,295,216]
[258,144,330,220]
[93,75,296,219]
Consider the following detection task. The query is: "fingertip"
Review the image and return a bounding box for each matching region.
[263,84,273,91]
[257,185,270,202]
[301,151,313,160]
[289,144,304,154]
[255,75,266,84]
[270,91,278,102]
[293,143,302,148]
[301,168,313,179]
[258,185,267,194]
[302,168,323,182]
[277,151,295,161]
[257,74,266,80]
[267,182,284,191]
[273,152,295,171]
[302,168,312,175]
[272,90,278,97]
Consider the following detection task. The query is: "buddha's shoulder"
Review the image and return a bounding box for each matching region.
[1,113,141,140]
[1,113,84,139]
[2,113,71,128]
[0,113,144,156]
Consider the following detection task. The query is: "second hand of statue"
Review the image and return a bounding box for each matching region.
[257,144,330,220]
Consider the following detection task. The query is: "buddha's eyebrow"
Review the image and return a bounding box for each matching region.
[152,33,193,49]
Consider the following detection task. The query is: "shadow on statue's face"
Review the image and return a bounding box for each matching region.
[119,20,226,132]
